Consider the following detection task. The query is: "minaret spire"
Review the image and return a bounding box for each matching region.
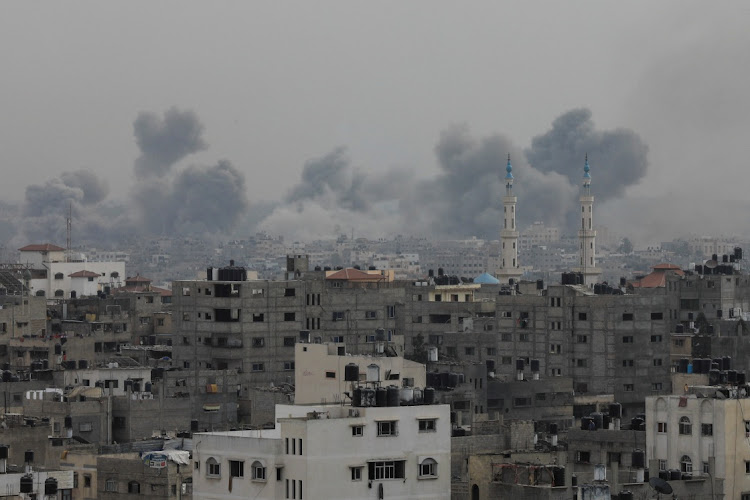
[575,154,601,286]
[497,154,523,285]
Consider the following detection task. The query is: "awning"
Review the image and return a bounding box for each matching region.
[202,404,220,412]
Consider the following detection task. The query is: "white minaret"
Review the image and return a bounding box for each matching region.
[575,155,601,286]
[497,155,523,284]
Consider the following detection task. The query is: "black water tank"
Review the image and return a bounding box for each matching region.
[423,387,435,405]
[723,356,732,371]
[352,388,362,407]
[619,491,634,500]
[191,420,199,431]
[632,449,645,468]
[591,412,604,430]
[728,370,738,383]
[659,469,670,480]
[739,372,747,385]
[669,469,681,481]
[64,416,72,428]
[630,417,644,430]
[387,386,400,407]
[675,324,684,333]
[54,344,62,355]
[448,373,459,387]
[145,382,152,393]
[20,475,33,494]
[0,445,7,459]
[549,423,558,435]
[516,359,525,371]
[78,359,88,369]
[45,477,58,495]
[376,387,388,407]
[679,359,689,373]
[530,359,540,372]
[536,280,544,290]
[552,466,565,486]
[24,450,34,463]
[709,370,721,385]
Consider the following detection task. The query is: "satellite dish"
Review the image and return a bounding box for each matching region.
[705,259,719,269]
[649,476,673,494]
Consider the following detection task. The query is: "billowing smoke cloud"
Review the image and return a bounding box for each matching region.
[23,169,109,217]
[525,108,649,201]
[262,108,649,240]
[133,107,207,178]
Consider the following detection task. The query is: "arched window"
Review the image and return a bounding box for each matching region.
[419,458,438,478]
[54,289,64,297]
[35,290,45,297]
[251,460,266,481]
[127,481,140,493]
[679,416,692,435]
[105,479,117,492]
[681,455,692,473]
[206,457,220,477]
[111,272,119,278]
[54,273,64,280]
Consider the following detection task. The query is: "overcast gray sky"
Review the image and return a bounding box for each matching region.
[2,2,749,244]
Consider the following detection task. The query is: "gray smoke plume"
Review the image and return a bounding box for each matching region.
[23,169,109,217]
[525,108,649,201]
[133,107,208,178]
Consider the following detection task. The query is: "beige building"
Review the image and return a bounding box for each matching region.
[646,392,750,498]
[293,342,426,405]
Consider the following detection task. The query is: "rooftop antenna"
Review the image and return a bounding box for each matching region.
[66,202,72,262]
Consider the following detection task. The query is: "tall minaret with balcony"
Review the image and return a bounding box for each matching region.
[575,155,601,286]
[497,155,523,284]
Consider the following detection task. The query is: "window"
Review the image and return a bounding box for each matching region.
[252,363,265,372]
[681,455,692,473]
[651,383,663,391]
[105,479,117,492]
[252,461,266,481]
[622,336,633,343]
[576,451,591,463]
[368,460,405,480]
[55,289,64,297]
[230,460,244,478]
[352,425,364,437]
[501,356,512,365]
[501,333,512,342]
[284,312,296,322]
[284,288,296,297]
[351,466,363,481]
[55,272,64,280]
[365,311,377,319]
[253,313,265,322]
[418,419,436,432]
[622,360,634,367]
[182,287,191,296]
[577,335,588,343]
[207,458,220,477]
[679,416,692,435]
[325,371,336,379]
[464,347,475,356]
[651,312,663,320]
[624,384,634,392]
[658,460,667,471]
[703,461,710,474]
[519,333,530,342]
[578,312,587,320]
[284,361,295,371]
[575,359,587,368]
[487,347,497,355]
[128,481,140,494]
[79,422,93,432]
[674,338,685,347]
[252,337,265,348]
[651,335,663,342]
[284,336,295,347]
[622,313,634,321]
[653,358,663,366]
[377,421,397,436]
[514,397,531,407]
[702,423,713,436]
[657,422,667,433]
[419,458,438,478]
[332,311,345,321]
[387,305,395,318]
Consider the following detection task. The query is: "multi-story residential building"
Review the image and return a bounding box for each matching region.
[193,403,451,500]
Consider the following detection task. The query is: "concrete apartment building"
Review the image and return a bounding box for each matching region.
[194,403,451,500]
[645,391,750,499]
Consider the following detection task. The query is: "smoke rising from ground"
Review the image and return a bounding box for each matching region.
[133,108,208,178]
[6,107,648,247]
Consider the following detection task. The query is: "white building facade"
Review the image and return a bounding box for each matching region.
[193,403,451,499]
